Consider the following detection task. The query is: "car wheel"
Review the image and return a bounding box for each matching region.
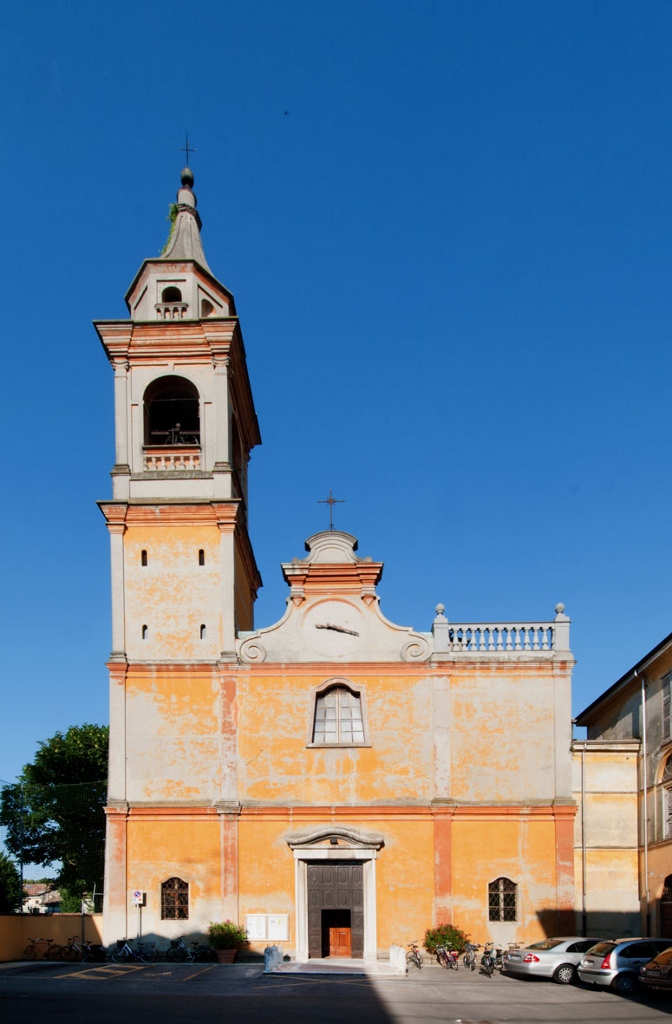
[611,972,637,995]
[553,963,576,985]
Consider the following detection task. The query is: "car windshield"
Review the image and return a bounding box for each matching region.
[526,939,564,951]
[653,948,672,964]
[586,942,615,955]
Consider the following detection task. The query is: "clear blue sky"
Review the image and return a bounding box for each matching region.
[2,0,672,787]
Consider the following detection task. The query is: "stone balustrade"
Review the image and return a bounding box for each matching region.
[143,447,201,471]
[155,302,188,320]
[431,603,570,655]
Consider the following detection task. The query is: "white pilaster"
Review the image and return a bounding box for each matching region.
[112,359,130,467]
[109,525,126,656]
[219,522,236,654]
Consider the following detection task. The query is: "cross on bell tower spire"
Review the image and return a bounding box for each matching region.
[180,132,197,166]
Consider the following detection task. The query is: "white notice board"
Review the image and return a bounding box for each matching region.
[245,915,266,941]
[267,915,289,941]
[245,914,289,941]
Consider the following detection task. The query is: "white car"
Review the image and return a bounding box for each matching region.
[503,937,606,984]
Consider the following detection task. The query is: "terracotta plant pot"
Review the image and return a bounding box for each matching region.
[215,948,237,964]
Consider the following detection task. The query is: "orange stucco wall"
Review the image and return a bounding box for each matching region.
[0,915,103,962]
[124,524,223,660]
[106,654,575,949]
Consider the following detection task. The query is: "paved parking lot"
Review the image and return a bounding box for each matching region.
[1,959,671,1024]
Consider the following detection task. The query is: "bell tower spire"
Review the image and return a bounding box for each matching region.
[160,167,211,272]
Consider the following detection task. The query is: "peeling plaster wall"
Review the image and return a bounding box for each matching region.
[237,667,436,806]
[124,667,224,803]
[572,745,640,935]
[124,814,223,939]
[125,525,223,660]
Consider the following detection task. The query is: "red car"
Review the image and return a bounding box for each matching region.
[639,946,672,992]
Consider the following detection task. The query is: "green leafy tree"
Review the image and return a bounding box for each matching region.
[0,852,23,913]
[0,724,108,902]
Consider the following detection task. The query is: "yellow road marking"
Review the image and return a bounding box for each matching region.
[58,964,149,980]
[183,964,218,982]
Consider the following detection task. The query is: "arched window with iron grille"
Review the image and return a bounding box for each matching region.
[161,877,189,920]
[488,877,517,922]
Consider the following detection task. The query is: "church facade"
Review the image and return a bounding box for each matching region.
[98,170,577,958]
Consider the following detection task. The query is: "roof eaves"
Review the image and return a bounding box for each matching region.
[576,629,672,725]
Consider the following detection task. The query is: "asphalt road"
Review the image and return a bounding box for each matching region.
[1,960,671,1024]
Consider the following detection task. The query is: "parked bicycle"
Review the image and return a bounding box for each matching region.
[406,940,423,970]
[24,937,61,961]
[60,935,106,962]
[480,941,503,976]
[111,938,158,964]
[462,942,482,970]
[165,937,215,962]
[436,943,459,970]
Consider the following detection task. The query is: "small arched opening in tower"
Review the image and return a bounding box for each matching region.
[230,415,246,499]
[144,375,200,446]
[162,286,182,303]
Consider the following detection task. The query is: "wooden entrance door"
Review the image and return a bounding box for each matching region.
[307,862,364,958]
[662,900,672,936]
[329,927,352,957]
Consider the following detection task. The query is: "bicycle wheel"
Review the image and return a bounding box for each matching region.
[139,944,157,963]
[111,945,130,963]
[24,944,37,960]
[166,944,187,962]
[47,944,63,961]
[60,944,78,961]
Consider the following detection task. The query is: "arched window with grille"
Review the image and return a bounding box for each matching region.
[161,877,189,920]
[488,877,517,922]
[311,682,367,746]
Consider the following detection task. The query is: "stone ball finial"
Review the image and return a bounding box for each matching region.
[435,603,445,616]
[180,166,194,188]
[555,602,565,615]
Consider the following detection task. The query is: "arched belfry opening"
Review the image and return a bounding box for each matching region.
[231,415,245,495]
[144,375,200,446]
[161,285,182,303]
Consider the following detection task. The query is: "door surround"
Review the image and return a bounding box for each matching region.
[287,827,384,962]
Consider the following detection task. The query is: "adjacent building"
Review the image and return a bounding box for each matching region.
[574,633,672,938]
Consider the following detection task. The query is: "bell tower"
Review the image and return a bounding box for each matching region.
[96,168,261,663]
[97,170,261,941]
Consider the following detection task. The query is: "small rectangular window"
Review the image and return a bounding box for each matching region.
[141,550,148,566]
[663,673,671,741]
[198,549,205,566]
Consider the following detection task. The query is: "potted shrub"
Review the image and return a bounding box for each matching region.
[424,923,470,959]
[208,921,248,963]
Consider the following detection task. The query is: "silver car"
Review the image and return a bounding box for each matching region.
[578,937,672,994]
[503,937,605,984]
